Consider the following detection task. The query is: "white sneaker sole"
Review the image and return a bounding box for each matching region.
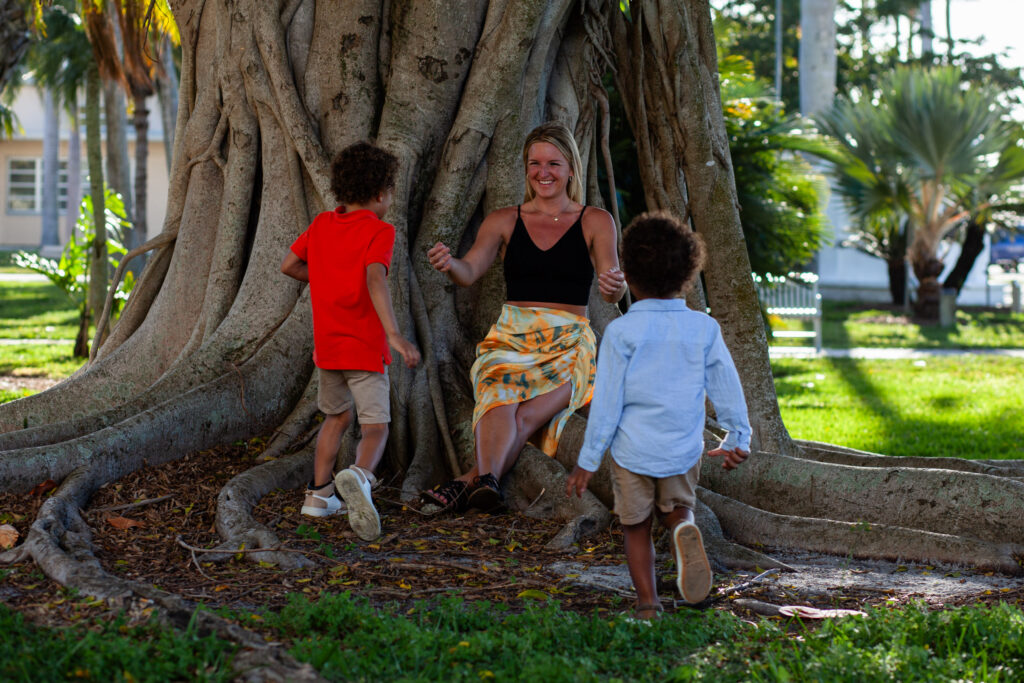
[673,522,712,604]
[336,469,380,541]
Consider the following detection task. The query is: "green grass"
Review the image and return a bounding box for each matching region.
[696,602,1024,682]
[773,356,1024,459]
[247,594,1024,682]
[0,342,83,379]
[0,603,237,682]
[770,300,1024,350]
[0,280,79,340]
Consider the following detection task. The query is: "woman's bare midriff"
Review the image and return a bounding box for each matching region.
[506,300,588,318]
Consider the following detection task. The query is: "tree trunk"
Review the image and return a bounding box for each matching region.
[798,0,837,118]
[64,99,83,245]
[3,0,1023,611]
[40,88,61,253]
[103,79,134,225]
[156,35,179,172]
[942,218,985,296]
[85,65,108,342]
[918,0,933,55]
[131,92,149,252]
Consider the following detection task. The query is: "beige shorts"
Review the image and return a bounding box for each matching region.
[317,367,390,424]
[610,457,700,526]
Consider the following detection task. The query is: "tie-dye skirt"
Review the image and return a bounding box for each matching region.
[471,304,597,456]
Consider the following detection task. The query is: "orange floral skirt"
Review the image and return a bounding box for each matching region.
[471,305,597,456]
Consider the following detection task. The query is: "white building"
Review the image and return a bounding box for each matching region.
[0,83,170,252]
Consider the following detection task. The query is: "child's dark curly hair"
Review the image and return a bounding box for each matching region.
[621,211,705,298]
[330,141,399,205]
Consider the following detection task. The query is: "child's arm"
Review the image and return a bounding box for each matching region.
[566,326,629,497]
[366,263,421,368]
[704,325,752,468]
[281,251,309,282]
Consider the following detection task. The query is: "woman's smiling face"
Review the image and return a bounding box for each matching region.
[526,141,571,199]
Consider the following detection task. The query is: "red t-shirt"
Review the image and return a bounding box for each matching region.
[290,208,395,372]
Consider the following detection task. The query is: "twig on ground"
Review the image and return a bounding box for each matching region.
[525,488,546,511]
[712,568,781,602]
[90,495,173,514]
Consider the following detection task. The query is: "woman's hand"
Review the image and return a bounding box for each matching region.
[597,266,626,300]
[427,242,453,272]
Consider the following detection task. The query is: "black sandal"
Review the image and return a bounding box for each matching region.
[467,473,504,513]
[420,479,469,513]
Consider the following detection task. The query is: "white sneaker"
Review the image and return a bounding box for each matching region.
[335,467,380,541]
[301,485,345,517]
[673,522,712,604]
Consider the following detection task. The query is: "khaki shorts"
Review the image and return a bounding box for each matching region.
[610,457,700,526]
[317,367,390,424]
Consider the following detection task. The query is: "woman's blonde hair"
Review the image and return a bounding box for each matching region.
[521,121,584,204]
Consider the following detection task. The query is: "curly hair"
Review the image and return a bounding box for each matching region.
[330,141,399,205]
[521,121,584,204]
[621,211,705,299]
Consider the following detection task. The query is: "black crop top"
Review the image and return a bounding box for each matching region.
[503,205,594,306]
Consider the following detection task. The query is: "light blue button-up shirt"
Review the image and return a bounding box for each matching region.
[576,298,752,476]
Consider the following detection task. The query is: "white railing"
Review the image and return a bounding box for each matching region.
[753,272,822,352]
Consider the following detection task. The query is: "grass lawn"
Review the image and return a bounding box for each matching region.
[770,300,1024,350]
[773,355,1024,459]
[2,594,1022,682]
[0,280,80,340]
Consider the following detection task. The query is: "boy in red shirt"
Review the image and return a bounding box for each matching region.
[281,141,420,541]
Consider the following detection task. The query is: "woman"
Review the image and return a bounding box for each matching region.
[423,121,627,512]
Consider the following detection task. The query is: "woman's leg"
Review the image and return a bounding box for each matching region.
[471,382,572,480]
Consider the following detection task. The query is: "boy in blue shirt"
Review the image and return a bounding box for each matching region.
[566,211,751,619]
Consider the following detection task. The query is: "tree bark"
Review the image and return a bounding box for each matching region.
[942,218,985,296]
[2,0,1023,609]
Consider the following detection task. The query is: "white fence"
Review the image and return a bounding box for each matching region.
[754,272,822,352]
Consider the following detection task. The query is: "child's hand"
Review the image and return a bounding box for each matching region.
[427,242,453,272]
[565,465,594,498]
[390,335,421,368]
[597,266,626,298]
[707,447,749,471]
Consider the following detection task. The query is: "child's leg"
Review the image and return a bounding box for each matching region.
[610,459,663,617]
[353,422,388,474]
[655,462,710,604]
[622,515,660,613]
[335,370,389,541]
[313,410,353,486]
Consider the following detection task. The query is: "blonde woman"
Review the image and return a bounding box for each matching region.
[423,121,627,512]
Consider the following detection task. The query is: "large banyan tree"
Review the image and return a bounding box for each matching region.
[3,0,1023,607]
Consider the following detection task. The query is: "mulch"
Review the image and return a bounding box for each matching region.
[1,436,1021,633]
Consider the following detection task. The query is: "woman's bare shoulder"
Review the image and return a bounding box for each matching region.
[480,204,521,237]
[581,206,615,233]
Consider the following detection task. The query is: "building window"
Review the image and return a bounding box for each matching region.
[6,158,71,214]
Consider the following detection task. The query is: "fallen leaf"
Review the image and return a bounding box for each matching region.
[106,516,145,530]
[30,480,58,497]
[0,524,19,549]
[516,589,550,601]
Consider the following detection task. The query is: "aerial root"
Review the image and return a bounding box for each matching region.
[699,488,1024,576]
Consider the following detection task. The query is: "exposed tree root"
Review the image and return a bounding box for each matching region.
[699,488,1024,576]
[693,497,794,573]
[256,377,320,463]
[0,466,323,682]
[505,446,611,551]
[796,439,1022,477]
[211,448,316,569]
[702,451,1024,546]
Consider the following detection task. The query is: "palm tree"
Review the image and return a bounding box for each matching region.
[109,0,178,252]
[818,65,1016,317]
[24,3,93,248]
[943,131,1024,294]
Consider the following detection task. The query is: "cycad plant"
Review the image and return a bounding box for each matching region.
[818,65,1017,317]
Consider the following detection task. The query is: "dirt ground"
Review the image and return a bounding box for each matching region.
[2,429,1022,635]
